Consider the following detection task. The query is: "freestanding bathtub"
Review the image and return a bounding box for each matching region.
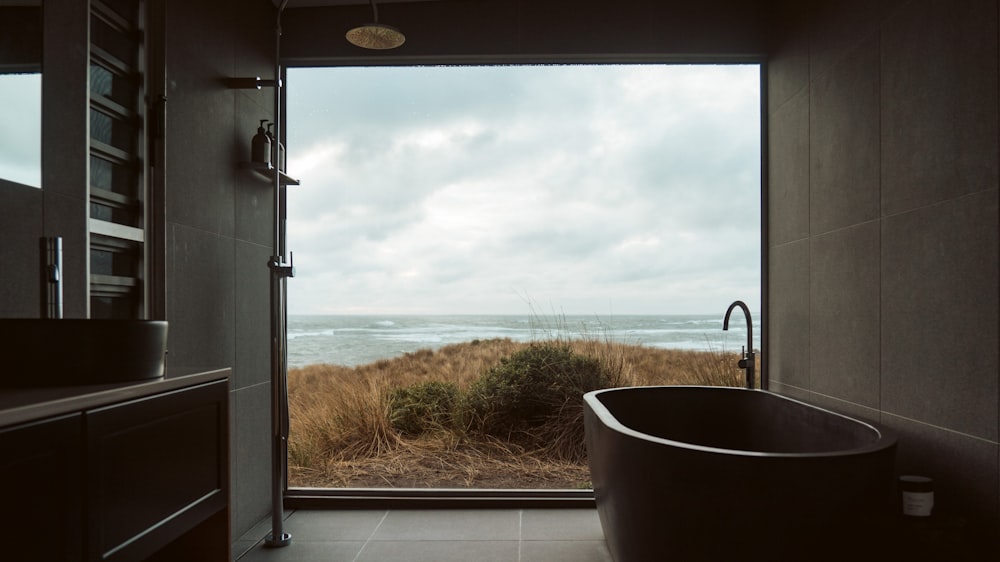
[583,386,897,561]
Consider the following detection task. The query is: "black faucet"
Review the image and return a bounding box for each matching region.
[723,300,755,389]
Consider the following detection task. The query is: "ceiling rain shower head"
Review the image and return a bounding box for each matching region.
[346,0,406,50]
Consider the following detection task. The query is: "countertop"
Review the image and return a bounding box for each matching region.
[0,368,230,428]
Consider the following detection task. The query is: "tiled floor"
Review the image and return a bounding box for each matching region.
[234,508,612,562]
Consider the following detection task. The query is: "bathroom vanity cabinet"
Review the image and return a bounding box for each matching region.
[0,412,83,560]
[0,369,230,562]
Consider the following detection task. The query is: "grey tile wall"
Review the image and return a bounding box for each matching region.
[162,0,279,545]
[767,0,1000,529]
[767,239,810,390]
[234,91,276,247]
[0,184,42,317]
[886,413,1000,523]
[809,222,880,407]
[881,192,999,441]
[165,68,238,237]
[166,223,237,376]
[235,240,274,389]
[807,0,882,79]
[767,90,810,246]
[228,0,281,543]
[808,36,879,235]
[763,3,808,115]
[39,0,89,318]
[233,382,273,538]
[879,0,999,216]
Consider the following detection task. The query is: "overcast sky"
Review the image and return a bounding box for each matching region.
[0,73,41,187]
[285,64,760,316]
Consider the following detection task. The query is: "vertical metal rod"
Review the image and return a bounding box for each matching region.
[40,236,63,319]
[265,0,292,549]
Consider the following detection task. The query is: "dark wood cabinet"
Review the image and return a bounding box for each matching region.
[0,371,230,562]
[86,379,229,561]
[0,413,84,562]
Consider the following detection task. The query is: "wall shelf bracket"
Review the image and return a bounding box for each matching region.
[226,76,281,90]
[240,161,300,186]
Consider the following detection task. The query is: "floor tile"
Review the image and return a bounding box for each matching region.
[356,540,518,562]
[237,541,365,562]
[236,513,284,543]
[520,540,613,562]
[520,509,605,541]
[232,539,261,561]
[234,509,609,561]
[282,509,388,541]
[372,509,520,541]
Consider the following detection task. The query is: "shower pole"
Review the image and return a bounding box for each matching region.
[265,0,293,548]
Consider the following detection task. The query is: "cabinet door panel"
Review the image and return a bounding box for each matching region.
[0,414,83,562]
[85,379,228,562]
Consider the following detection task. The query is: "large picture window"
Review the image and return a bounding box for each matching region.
[285,64,761,489]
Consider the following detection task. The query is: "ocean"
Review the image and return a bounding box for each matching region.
[287,314,761,368]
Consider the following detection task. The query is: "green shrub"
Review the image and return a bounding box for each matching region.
[463,343,612,460]
[388,381,460,435]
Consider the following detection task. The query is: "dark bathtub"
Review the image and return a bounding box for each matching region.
[583,386,897,561]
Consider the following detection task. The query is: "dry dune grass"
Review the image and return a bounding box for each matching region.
[287,337,754,489]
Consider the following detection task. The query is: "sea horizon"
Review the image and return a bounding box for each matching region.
[287,313,761,368]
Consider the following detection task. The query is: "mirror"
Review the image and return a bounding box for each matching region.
[0,2,41,188]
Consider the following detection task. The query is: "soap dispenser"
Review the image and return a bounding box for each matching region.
[266,122,286,172]
[252,119,271,165]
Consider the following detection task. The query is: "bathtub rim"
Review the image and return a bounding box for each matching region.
[583,385,897,459]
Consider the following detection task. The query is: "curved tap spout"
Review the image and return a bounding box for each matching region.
[723,300,756,389]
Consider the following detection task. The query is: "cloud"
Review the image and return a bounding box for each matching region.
[286,64,760,315]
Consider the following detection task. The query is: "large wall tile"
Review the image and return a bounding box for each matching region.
[232,382,273,538]
[232,0,274,81]
[41,0,88,202]
[768,240,810,389]
[0,184,42,317]
[767,12,809,114]
[881,191,999,441]
[168,0,235,77]
[768,89,810,245]
[165,72,237,237]
[235,92,278,247]
[884,413,999,526]
[765,0,809,115]
[807,0,881,80]
[810,222,880,407]
[809,37,879,235]
[235,240,273,389]
[166,224,236,376]
[164,0,237,237]
[881,0,999,216]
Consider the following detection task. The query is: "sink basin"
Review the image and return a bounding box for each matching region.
[0,319,168,387]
